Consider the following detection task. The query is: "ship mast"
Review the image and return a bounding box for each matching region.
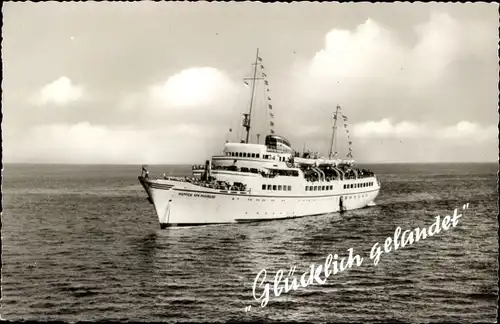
[242,48,261,144]
[328,105,341,159]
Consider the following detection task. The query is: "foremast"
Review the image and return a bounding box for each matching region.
[243,48,260,144]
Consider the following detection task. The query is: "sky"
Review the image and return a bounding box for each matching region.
[2,2,499,164]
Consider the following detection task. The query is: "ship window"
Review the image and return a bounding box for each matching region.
[288,185,291,191]
[267,184,272,190]
[320,186,324,190]
[262,184,266,190]
[314,186,317,191]
[329,185,333,190]
[273,185,277,190]
[256,154,260,158]
[278,185,282,190]
[343,184,346,189]
[305,186,309,191]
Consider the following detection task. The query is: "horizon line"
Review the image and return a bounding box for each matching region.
[1,161,497,166]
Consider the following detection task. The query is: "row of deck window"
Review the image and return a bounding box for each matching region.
[306,185,334,191]
[227,152,261,158]
[344,182,374,189]
[232,193,370,202]
[225,152,287,161]
[261,184,292,191]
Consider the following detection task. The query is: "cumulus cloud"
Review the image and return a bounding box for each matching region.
[4,122,226,164]
[292,12,494,111]
[148,67,242,109]
[352,118,496,143]
[34,76,84,106]
[437,121,498,142]
[353,119,427,138]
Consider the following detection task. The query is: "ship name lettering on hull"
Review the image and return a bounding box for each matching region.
[179,192,216,199]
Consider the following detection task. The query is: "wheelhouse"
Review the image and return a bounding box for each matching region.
[265,135,292,153]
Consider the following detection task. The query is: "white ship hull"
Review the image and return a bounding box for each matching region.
[139,176,380,228]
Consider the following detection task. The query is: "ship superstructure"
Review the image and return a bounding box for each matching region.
[139,49,380,228]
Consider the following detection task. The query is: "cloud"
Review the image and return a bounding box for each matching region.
[437,121,498,142]
[148,67,242,109]
[288,11,495,124]
[4,122,228,164]
[353,119,427,138]
[34,76,84,106]
[116,67,247,130]
[352,119,496,143]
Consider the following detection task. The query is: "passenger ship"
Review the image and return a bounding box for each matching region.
[139,50,380,228]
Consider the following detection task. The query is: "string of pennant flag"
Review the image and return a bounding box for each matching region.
[258,56,275,135]
[341,113,353,159]
[333,110,353,158]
